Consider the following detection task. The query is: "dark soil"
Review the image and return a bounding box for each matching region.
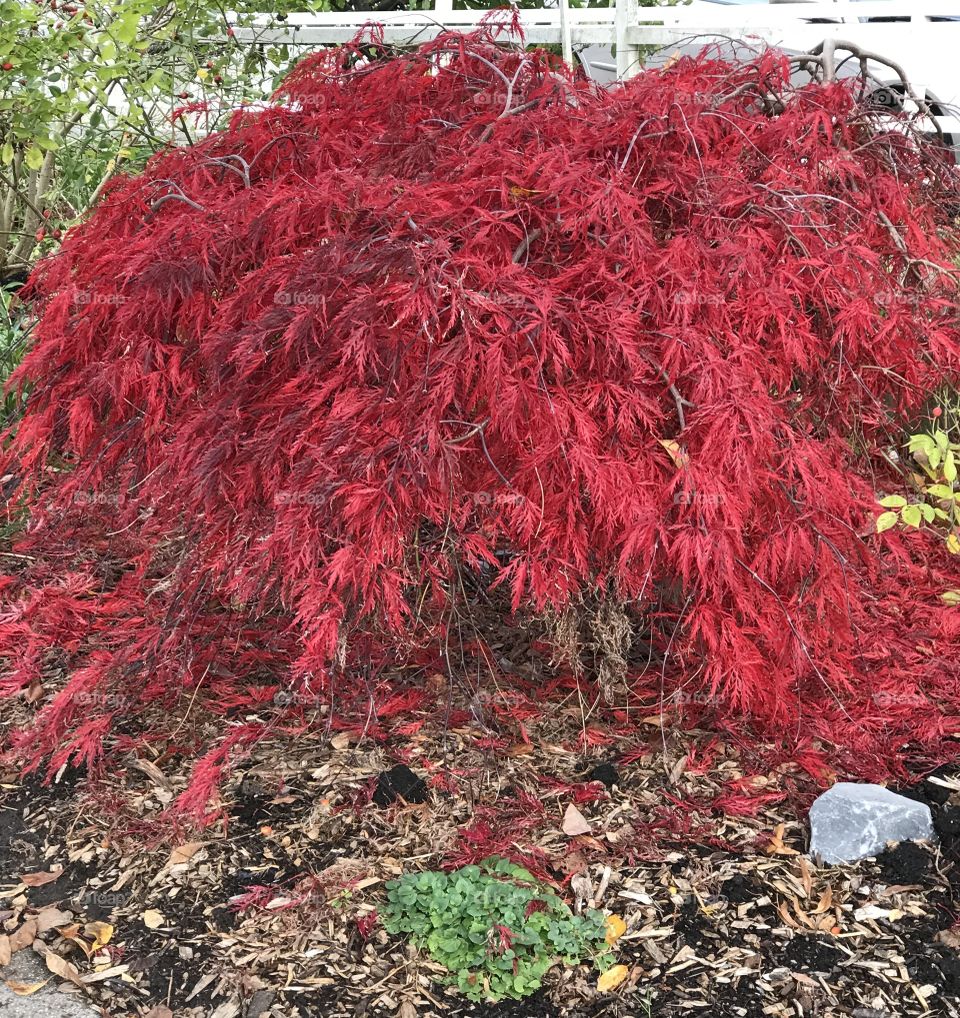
[0,783,42,881]
[720,873,757,904]
[874,840,933,885]
[584,762,620,789]
[373,764,428,806]
[778,935,843,974]
[937,806,960,854]
[896,766,954,808]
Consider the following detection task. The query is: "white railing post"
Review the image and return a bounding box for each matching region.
[615,0,640,80]
[559,0,573,69]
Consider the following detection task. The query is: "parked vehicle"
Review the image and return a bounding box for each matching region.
[580,0,960,159]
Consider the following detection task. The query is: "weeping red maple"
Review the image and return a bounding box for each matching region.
[3,26,960,811]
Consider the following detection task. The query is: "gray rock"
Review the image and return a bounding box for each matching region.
[809,782,934,865]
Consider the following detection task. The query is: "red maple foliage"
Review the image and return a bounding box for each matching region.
[2,26,960,812]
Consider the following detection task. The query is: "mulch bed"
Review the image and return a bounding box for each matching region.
[2,667,960,1018]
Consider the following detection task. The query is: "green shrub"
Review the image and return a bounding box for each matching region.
[382,856,611,1001]
[0,284,29,426]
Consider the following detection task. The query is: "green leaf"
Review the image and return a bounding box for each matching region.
[876,511,899,533]
[901,504,923,529]
[23,144,43,171]
[878,494,907,508]
[945,450,957,483]
[926,484,956,499]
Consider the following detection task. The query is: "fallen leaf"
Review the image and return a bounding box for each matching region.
[777,900,801,929]
[505,742,534,757]
[62,921,114,960]
[5,979,49,995]
[144,1007,174,1018]
[80,964,129,984]
[605,914,627,945]
[20,868,63,887]
[59,926,95,957]
[789,894,816,930]
[798,856,812,899]
[35,908,72,934]
[142,909,165,929]
[85,922,113,951]
[562,804,591,837]
[0,935,9,967]
[9,920,37,954]
[766,824,800,857]
[597,964,629,992]
[167,842,203,867]
[813,886,833,914]
[44,951,84,987]
[557,849,588,876]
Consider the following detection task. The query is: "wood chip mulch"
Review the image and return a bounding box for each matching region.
[2,671,960,1018]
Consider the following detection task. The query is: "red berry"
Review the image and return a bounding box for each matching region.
[42,209,51,218]
[214,75,223,85]
[933,406,943,418]
[1,63,13,72]
[206,61,214,69]
[35,228,45,243]
[52,228,62,239]
[178,92,189,99]
[226,27,234,37]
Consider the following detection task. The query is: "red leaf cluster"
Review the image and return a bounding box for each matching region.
[3,26,960,805]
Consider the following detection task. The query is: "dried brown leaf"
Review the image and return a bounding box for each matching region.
[19,869,62,888]
[562,804,591,837]
[35,908,72,934]
[167,842,203,867]
[9,919,37,954]
[44,950,84,987]
[4,979,48,995]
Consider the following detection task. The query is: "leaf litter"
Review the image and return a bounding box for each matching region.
[1,653,959,1018]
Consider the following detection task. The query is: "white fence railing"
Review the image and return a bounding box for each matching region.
[230,0,960,114]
